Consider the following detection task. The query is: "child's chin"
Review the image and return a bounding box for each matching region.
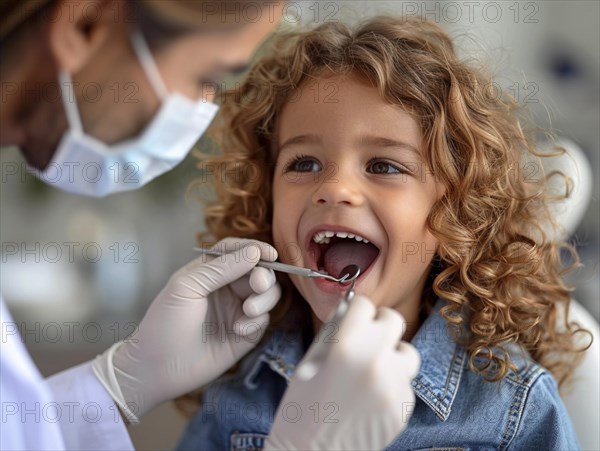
[305,296,342,324]
[295,283,351,324]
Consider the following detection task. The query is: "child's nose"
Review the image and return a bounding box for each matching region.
[311,167,365,207]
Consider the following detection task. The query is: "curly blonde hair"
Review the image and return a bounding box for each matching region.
[183,16,589,413]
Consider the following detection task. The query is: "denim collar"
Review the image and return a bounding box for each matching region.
[409,299,468,421]
[243,298,467,422]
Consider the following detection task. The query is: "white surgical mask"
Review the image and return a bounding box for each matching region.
[35,30,219,197]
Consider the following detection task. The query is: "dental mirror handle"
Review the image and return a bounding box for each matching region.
[294,298,350,380]
[295,266,360,380]
[192,247,339,281]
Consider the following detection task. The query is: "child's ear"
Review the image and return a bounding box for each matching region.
[49,0,115,74]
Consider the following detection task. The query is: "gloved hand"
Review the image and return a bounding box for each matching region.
[264,294,420,450]
[92,238,281,423]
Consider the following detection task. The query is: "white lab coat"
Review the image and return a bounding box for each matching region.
[1,297,134,450]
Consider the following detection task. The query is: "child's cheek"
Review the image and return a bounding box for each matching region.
[271,202,294,265]
[270,210,284,260]
[271,180,302,265]
[270,180,284,257]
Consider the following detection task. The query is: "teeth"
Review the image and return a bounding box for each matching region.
[313,234,326,244]
[311,230,372,245]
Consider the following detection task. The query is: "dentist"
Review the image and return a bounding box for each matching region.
[0,1,420,450]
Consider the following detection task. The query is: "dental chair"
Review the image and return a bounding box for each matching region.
[538,137,599,450]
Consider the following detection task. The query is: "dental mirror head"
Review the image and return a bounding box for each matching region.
[339,264,360,302]
[338,264,361,284]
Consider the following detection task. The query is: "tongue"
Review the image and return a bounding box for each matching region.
[323,241,379,279]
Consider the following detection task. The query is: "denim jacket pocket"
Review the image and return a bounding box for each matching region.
[230,431,268,451]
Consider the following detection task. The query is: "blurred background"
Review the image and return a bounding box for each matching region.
[1,1,598,449]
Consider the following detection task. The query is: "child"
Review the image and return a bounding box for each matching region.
[177,16,587,450]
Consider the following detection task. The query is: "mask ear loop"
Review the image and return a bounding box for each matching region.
[58,70,84,135]
[57,30,168,137]
[130,29,170,101]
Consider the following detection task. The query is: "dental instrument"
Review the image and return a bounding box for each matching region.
[194,245,362,380]
[192,247,360,283]
[294,264,361,380]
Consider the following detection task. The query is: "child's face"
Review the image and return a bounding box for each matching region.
[271,75,443,327]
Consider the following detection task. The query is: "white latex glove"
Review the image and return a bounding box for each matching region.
[264,294,420,451]
[93,238,281,423]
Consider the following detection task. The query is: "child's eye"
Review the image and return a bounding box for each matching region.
[366,159,407,175]
[284,154,322,173]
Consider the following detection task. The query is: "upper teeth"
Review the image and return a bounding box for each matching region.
[312,231,369,244]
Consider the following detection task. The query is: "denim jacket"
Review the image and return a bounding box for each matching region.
[177,299,580,451]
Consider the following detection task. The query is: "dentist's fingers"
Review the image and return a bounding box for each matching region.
[249,267,276,293]
[183,239,277,276]
[230,267,277,300]
[243,282,282,317]
[170,250,257,299]
[374,307,407,345]
[336,294,377,339]
[233,312,270,338]
[396,341,421,379]
[229,274,253,299]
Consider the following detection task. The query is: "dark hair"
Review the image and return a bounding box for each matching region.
[130,2,199,51]
[0,0,196,52]
[0,0,56,47]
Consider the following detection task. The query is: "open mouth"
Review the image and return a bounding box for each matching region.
[306,228,381,281]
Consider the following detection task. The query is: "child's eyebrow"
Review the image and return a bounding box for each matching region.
[278,134,321,153]
[358,135,422,159]
[277,133,422,160]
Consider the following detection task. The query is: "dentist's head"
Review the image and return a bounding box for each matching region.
[0,0,284,196]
